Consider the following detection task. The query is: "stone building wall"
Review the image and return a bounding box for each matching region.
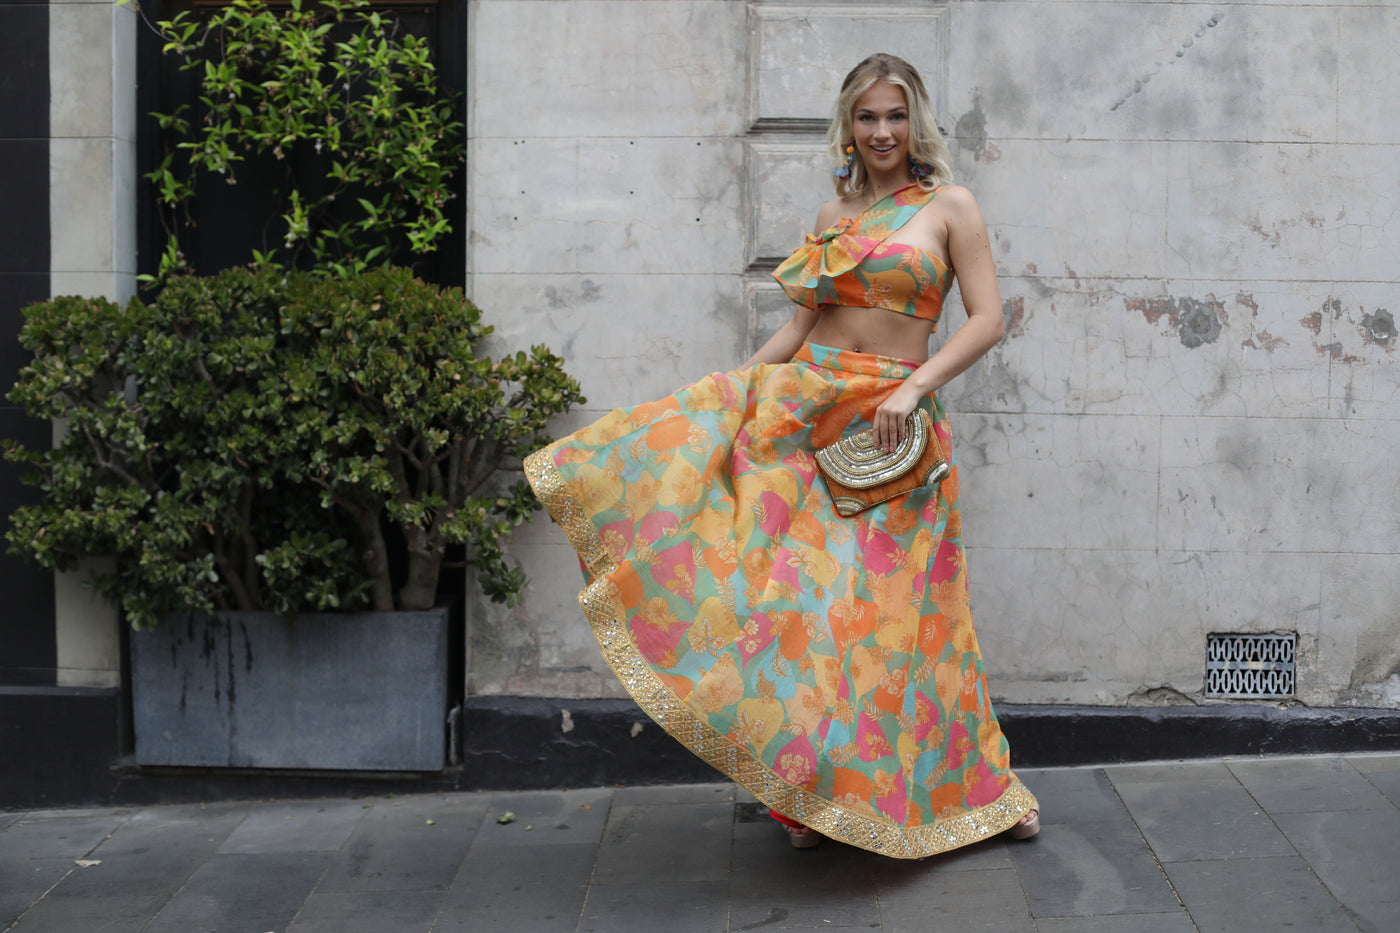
[466,0,1399,708]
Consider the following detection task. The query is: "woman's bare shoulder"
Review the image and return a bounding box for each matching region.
[933,185,986,222]
[814,195,861,233]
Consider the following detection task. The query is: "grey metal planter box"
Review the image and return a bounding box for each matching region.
[131,609,450,771]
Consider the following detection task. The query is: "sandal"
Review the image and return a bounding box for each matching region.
[784,824,823,849]
[770,810,824,849]
[1008,808,1040,840]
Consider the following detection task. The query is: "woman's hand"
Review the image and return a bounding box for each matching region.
[872,381,925,452]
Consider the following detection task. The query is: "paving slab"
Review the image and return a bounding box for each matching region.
[1035,912,1197,933]
[1016,766,1129,825]
[729,825,883,931]
[217,798,368,854]
[0,811,131,860]
[0,859,70,927]
[472,787,613,850]
[1271,806,1400,933]
[1006,815,1180,919]
[1226,755,1393,813]
[6,893,169,932]
[610,782,740,807]
[43,804,248,898]
[434,879,589,932]
[1104,761,1295,862]
[315,793,486,894]
[877,865,1036,933]
[1349,753,1400,808]
[142,852,330,933]
[1165,855,1359,933]
[453,839,599,891]
[591,801,734,885]
[286,890,444,933]
[579,880,730,933]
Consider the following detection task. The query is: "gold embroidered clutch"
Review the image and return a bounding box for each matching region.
[815,409,950,517]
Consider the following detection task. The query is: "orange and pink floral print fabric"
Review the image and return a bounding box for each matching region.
[525,342,1035,857]
[772,184,955,322]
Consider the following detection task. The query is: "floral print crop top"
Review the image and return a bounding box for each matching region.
[772,184,953,323]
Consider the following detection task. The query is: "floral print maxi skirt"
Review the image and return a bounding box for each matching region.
[524,341,1036,858]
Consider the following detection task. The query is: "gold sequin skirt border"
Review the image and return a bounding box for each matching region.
[524,445,1037,859]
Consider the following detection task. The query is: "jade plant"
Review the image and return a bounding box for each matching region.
[4,266,585,629]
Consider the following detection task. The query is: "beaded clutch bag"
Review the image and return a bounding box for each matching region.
[815,409,950,517]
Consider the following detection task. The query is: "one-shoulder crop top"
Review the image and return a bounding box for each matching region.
[818,240,952,321]
[771,184,955,323]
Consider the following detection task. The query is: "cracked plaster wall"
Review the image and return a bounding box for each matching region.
[464,0,1400,709]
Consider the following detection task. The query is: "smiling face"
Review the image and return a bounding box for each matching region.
[851,81,910,178]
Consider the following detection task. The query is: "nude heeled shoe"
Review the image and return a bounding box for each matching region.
[785,824,824,849]
[1008,808,1040,840]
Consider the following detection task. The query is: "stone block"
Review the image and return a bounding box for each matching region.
[945,276,1337,420]
[469,272,747,408]
[745,139,829,263]
[751,4,949,123]
[468,137,745,276]
[48,271,136,303]
[54,563,120,689]
[955,140,1170,282]
[1163,141,1400,284]
[1318,284,1400,420]
[466,540,625,698]
[1338,7,1400,144]
[747,277,795,357]
[1043,277,1388,424]
[950,411,1161,552]
[1152,549,1324,701]
[49,138,114,273]
[48,5,115,139]
[1316,553,1400,707]
[469,0,747,138]
[967,547,1182,705]
[949,2,1338,144]
[1157,415,1399,555]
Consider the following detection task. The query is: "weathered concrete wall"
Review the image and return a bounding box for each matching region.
[465,0,1400,708]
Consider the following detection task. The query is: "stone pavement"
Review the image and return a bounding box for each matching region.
[3,753,1399,933]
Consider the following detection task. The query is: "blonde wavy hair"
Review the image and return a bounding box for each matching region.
[828,53,953,197]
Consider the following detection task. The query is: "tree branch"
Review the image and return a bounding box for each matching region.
[79,423,150,492]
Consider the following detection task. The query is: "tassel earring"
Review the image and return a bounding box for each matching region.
[908,156,935,179]
[832,142,856,179]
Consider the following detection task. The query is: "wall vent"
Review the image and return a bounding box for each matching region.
[1205,633,1296,699]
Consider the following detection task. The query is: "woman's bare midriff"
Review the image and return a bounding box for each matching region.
[805,305,936,362]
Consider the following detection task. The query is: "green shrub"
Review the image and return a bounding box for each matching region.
[142,0,463,278]
[5,267,584,628]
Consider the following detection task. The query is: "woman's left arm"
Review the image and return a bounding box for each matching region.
[871,186,1005,451]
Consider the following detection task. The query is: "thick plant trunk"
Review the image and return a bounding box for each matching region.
[398,526,442,611]
[351,507,395,611]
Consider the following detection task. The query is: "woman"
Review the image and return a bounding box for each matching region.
[524,53,1038,858]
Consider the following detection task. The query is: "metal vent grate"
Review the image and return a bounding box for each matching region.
[1205,633,1296,698]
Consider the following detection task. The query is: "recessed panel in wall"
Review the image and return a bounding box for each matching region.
[750,4,950,128]
[747,140,831,266]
